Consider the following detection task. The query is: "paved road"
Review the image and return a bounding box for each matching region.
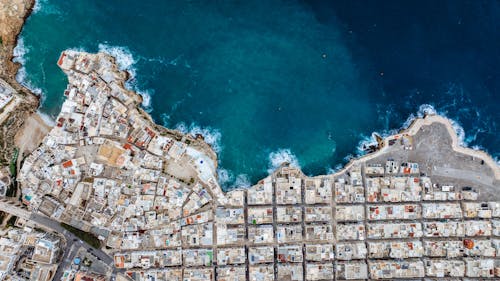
[0,199,115,279]
[432,166,496,189]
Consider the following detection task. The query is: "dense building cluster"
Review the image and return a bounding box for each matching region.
[114,161,500,280]
[13,51,500,281]
[0,224,60,281]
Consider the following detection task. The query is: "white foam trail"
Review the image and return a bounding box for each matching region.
[98,44,152,109]
[160,113,171,127]
[495,156,500,166]
[98,43,136,75]
[66,46,88,53]
[97,43,153,110]
[449,118,466,146]
[32,0,43,13]
[355,133,379,156]
[471,145,483,151]
[32,0,60,15]
[37,111,55,127]
[326,164,344,175]
[267,148,300,174]
[417,103,437,116]
[401,104,437,129]
[402,103,468,146]
[234,174,251,188]
[13,37,43,96]
[136,88,153,109]
[13,38,27,63]
[357,103,475,157]
[217,168,233,187]
[175,122,222,153]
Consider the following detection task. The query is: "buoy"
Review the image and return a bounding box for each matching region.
[322,53,327,59]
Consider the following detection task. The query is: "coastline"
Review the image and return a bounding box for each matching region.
[0,0,45,166]
[15,50,500,280]
[328,114,500,182]
[1,0,498,190]
[0,0,35,89]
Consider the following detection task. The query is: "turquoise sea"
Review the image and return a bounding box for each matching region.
[15,0,500,189]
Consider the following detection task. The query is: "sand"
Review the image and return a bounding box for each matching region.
[14,112,51,163]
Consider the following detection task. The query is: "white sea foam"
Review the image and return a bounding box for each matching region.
[66,46,88,53]
[471,145,483,151]
[267,148,300,174]
[13,37,43,96]
[98,44,136,75]
[234,174,251,188]
[355,103,475,157]
[495,156,500,166]
[32,0,60,15]
[449,118,466,146]
[37,111,55,127]
[217,168,233,187]
[326,164,344,175]
[97,43,153,110]
[406,103,467,146]
[160,113,171,127]
[136,88,153,109]
[401,104,438,129]
[355,133,380,156]
[32,0,43,13]
[175,122,222,153]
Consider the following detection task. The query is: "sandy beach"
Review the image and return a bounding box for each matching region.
[14,112,51,164]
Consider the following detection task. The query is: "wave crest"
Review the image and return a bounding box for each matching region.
[217,168,251,189]
[13,37,43,96]
[97,43,153,110]
[174,122,222,153]
[37,111,55,127]
[356,103,475,158]
[267,148,300,174]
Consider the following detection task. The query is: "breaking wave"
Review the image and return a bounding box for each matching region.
[401,103,437,129]
[217,168,232,187]
[13,37,43,96]
[98,44,136,76]
[217,168,251,189]
[37,110,55,127]
[234,174,251,188]
[355,103,473,157]
[326,164,344,175]
[174,122,222,153]
[32,0,60,15]
[97,43,153,109]
[267,148,300,174]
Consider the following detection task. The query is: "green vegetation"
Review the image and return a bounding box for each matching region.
[60,223,101,249]
[9,148,18,177]
[5,148,19,198]
[0,36,3,46]
[83,257,92,267]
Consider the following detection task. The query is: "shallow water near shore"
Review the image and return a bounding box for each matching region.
[16,0,500,190]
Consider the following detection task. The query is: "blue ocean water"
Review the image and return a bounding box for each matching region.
[15,0,499,189]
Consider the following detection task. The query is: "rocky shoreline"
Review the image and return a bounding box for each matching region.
[0,0,498,191]
[0,0,35,89]
[0,0,41,167]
